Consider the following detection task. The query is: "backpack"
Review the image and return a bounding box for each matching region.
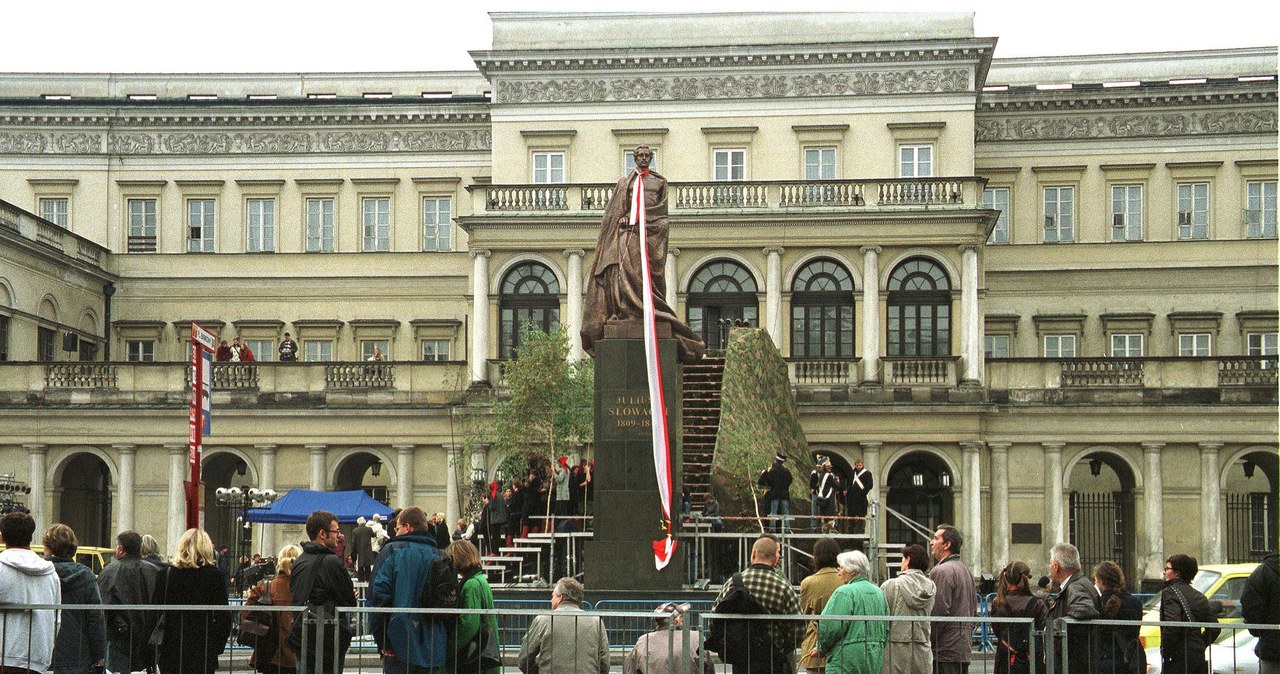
[1113,631,1147,674]
[706,573,785,672]
[419,554,459,609]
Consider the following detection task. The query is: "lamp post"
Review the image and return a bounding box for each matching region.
[215,485,278,592]
[0,474,31,515]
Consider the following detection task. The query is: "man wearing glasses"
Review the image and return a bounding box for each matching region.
[290,510,358,674]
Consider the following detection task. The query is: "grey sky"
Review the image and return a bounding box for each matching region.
[4,0,1276,73]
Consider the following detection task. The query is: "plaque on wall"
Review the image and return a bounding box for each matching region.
[1011,523,1042,545]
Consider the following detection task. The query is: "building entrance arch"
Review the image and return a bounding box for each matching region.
[884,450,954,548]
[334,451,393,507]
[1223,447,1278,563]
[57,452,113,548]
[1068,449,1138,589]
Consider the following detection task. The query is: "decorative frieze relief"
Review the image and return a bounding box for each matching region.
[976,108,1277,141]
[0,128,491,155]
[496,69,971,104]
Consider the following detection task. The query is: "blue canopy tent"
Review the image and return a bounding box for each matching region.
[246,489,393,524]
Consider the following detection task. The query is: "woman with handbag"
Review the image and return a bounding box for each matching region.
[1160,554,1221,674]
[989,560,1048,674]
[151,528,232,674]
[445,540,501,674]
[242,544,302,674]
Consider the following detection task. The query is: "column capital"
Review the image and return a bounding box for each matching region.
[1198,442,1224,452]
[393,444,416,455]
[859,245,882,255]
[113,444,137,454]
[988,441,1012,452]
[763,246,785,256]
[23,443,48,454]
[958,244,980,254]
[1041,441,1066,452]
[254,444,277,455]
[668,247,680,258]
[1142,442,1166,453]
[858,441,883,451]
[960,440,984,452]
[563,248,585,258]
[470,249,491,259]
[164,443,187,455]
[306,444,328,454]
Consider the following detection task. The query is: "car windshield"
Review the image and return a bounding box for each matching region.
[1192,570,1222,595]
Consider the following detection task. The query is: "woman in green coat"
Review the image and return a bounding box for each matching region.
[445,540,501,674]
[812,550,889,674]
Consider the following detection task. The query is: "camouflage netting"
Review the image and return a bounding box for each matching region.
[710,327,813,529]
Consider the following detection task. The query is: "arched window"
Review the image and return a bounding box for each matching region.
[499,262,560,358]
[790,258,854,358]
[687,260,759,350]
[887,257,951,356]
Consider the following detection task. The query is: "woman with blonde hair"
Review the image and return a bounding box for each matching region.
[445,539,500,674]
[989,561,1048,674]
[243,544,302,674]
[151,528,231,674]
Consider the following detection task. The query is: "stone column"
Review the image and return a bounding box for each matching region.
[445,445,460,530]
[961,441,984,573]
[307,444,327,491]
[858,441,883,510]
[959,245,981,384]
[1143,442,1166,579]
[664,247,681,316]
[764,247,785,349]
[990,442,1011,571]
[394,444,415,508]
[564,249,585,361]
[256,444,277,557]
[165,443,187,550]
[860,246,882,384]
[1043,442,1065,548]
[1199,442,1224,564]
[24,444,47,532]
[115,444,136,532]
[470,249,491,384]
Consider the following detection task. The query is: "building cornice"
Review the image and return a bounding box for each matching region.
[976,100,1276,142]
[0,126,492,155]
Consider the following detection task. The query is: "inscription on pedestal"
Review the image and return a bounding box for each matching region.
[605,393,652,435]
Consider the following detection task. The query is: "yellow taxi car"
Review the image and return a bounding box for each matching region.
[1138,563,1257,650]
[0,544,113,574]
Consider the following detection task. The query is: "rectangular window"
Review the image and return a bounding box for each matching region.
[1043,186,1075,243]
[306,198,335,252]
[1177,182,1210,240]
[804,147,836,180]
[126,340,155,362]
[623,149,658,174]
[1110,333,1144,357]
[362,197,391,251]
[422,197,452,252]
[39,198,69,227]
[1247,332,1278,356]
[187,199,215,252]
[1178,333,1211,357]
[984,334,1011,358]
[713,149,746,181]
[1111,184,1144,241]
[246,198,275,252]
[1044,334,1077,358]
[0,315,9,361]
[1246,180,1277,238]
[361,340,389,361]
[421,340,451,361]
[898,145,933,178]
[37,326,56,362]
[532,152,565,184]
[303,340,333,362]
[982,187,1010,244]
[127,198,157,252]
[244,339,273,362]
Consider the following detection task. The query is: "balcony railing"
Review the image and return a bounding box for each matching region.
[1218,356,1278,386]
[883,357,959,386]
[469,177,985,216]
[1060,359,1144,387]
[45,364,117,389]
[787,358,858,385]
[325,363,394,389]
[0,198,109,266]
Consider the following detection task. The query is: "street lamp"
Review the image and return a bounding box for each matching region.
[215,485,278,593]
[0,474,32,515]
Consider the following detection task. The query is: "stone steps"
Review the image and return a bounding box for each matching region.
[681,356,725,501]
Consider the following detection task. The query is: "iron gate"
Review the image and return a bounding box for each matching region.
[1069,491,1134,587]
[1225,492,1276,563]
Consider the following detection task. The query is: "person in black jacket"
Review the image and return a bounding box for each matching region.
[1241,552,1279,674]
[757,452,793,533]
[506,482,525,545]
[290,510,357,674]
[97,530,158,674]
[45,524,106,674]
[151,528,232,674]
[1160,554,1221,674]
[1093,561,1143,674]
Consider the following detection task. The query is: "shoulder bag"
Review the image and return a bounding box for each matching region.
[456,573,501,674]
[148,570,171,648]
[237,579,274,647]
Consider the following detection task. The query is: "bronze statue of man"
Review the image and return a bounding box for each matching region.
[581,145,705,363]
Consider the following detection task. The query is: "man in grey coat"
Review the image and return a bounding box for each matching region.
[518,577,609,674]
[929,524,977,674]
[348,517,375,583]
[97,530,158,674]
[1047,542,1101,674]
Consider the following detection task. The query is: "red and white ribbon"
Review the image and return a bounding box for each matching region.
[631,169,677,570]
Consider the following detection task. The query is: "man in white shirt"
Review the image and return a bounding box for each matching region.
[0,512,62,674]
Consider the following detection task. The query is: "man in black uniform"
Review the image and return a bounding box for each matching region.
[845,458,873,534]
[757,452,793,533]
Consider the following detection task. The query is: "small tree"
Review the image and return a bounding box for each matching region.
[464,325,593,497]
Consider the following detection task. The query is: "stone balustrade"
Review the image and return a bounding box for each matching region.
[786,358,858,385]
[0,198,109,265]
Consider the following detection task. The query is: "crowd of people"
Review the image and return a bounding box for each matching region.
[753,454,874,534]
[446,458,595,557]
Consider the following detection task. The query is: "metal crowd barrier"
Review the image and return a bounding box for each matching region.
[5,601,1273,674]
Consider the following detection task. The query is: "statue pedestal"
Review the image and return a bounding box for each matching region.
[583,335,685,591]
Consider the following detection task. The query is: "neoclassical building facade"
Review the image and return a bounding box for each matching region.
[0,13,1275,586]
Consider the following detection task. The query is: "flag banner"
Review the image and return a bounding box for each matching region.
[631,169,677,570]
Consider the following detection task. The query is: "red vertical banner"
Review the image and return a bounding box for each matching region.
[188,323,216,530]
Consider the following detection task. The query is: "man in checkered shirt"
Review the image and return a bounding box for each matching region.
[713,535,803,673]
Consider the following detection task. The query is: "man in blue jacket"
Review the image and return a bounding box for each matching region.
[371,506,448,674]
